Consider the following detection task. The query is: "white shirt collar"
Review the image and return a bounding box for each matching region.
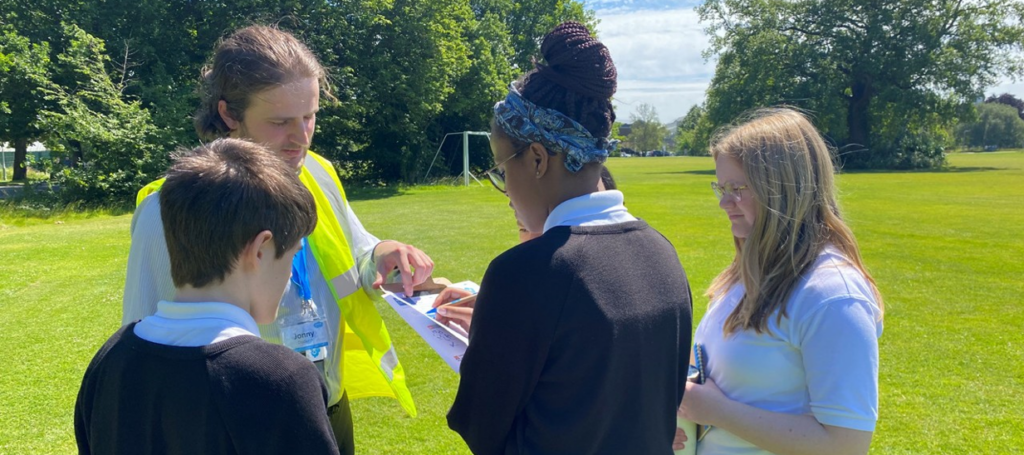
[542,190,637,233]
[133,301,261,347]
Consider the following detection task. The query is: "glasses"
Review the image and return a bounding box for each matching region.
[485,144,529,194]
[711,181,749,201]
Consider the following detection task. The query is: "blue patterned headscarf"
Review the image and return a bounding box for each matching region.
[493,84,613,173]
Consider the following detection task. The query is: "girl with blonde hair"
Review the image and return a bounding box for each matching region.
[676,108,884,455]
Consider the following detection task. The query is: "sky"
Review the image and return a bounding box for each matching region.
[584,0,1024,124]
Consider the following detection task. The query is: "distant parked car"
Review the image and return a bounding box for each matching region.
[645,150,670,157]
[983,145,998,152]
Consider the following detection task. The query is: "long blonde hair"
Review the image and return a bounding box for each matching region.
[706,108,883,336]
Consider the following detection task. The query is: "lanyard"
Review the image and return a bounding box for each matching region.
[291,238,313,301]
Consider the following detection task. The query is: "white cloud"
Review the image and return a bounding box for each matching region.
[588,1,1020,123]
[594,6,714,122]
[587,0,702,15]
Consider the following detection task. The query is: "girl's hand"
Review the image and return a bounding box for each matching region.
[672,425,689,451]
[432,287,475,332]
[678,378,728,427]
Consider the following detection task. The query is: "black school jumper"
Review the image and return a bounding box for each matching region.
[449,221,693,454]
[75,323,339,454]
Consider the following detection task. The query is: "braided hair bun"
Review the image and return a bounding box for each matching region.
[519,21,617,138]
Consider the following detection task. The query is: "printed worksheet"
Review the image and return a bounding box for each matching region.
[383,281,477,372]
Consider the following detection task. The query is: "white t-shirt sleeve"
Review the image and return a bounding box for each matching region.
[121,194,175,325]
[796,295,882,432]
[342,202,383,292]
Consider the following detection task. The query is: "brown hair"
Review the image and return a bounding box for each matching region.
[515,21,617,141]
[160,138,317,288]
[194,25,333,140]
[706,108,883,335]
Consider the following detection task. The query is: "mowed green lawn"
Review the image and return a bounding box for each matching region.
[1,152,1021,454]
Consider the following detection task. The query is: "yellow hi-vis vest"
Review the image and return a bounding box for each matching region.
[136,151,416,417]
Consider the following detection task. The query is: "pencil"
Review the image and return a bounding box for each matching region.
[426,294,477,315]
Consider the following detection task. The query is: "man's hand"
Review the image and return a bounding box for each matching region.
[371,240,434,297]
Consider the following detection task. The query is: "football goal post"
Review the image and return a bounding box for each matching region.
[423,131,490,186]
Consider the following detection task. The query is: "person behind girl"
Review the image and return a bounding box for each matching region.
[676,108,884,455]
[446,21,693,454]
[517,165,618,242]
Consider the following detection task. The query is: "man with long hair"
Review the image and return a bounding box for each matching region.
[122,26,432,453]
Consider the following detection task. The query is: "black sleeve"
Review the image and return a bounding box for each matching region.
[678,275,694,407]
[447,250,566,454]
[213,346,340,454]
[74,369,93,455]
[74,328,126,455]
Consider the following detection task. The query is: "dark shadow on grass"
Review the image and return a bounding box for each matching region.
[839,166,1009,174]
[647,166,1010,177]
[345,185,405,201]
[0,194,135,219]
[646,169,717,176]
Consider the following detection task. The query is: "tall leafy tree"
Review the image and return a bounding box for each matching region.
[427,0,596,178]
[5,0,598,186]
[0,27,54,181]
[986,93,1024,120]
[956,103,1024,148]
[628,103,668,152]
[502,0,596,71]
[429,11,517,175]
[39,24,166,205]
[698,0,1024,168]
[675,104,709,155]
[298,0,475,182]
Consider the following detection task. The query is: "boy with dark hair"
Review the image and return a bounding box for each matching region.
[75,139,339,454]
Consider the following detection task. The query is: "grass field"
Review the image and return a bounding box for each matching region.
[1,152,1022,453]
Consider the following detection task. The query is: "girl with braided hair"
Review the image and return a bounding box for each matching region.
[445,21,693,454]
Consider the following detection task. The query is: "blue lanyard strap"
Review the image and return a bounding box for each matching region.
[291,238,313,301]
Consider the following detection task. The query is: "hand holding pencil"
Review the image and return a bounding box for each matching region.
[431,287,477,333]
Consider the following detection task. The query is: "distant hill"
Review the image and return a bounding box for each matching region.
[666,117,684,135]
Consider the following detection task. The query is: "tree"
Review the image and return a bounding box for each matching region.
[628,103,668,153]
[956,103,1024,149]
[986,93,1024,121]
[0,46,9,117]
[698,0,1024,169]
[502,0,596,71]
[0,28,54,181]
[297,0,476,182]
[4,0,599,187]
[427,0,594,175]
[674,104,709,155]
[38,24,167,205]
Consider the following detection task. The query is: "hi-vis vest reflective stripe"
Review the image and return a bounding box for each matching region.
[136,151,416,417]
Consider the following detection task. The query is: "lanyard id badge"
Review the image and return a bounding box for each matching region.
[278,238,331,364]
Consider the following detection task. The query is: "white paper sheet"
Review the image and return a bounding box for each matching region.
[383,281,477,372]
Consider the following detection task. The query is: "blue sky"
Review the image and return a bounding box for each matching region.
[584,0,1024,124]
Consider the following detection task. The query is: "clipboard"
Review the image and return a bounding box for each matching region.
[382,279,477,372]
